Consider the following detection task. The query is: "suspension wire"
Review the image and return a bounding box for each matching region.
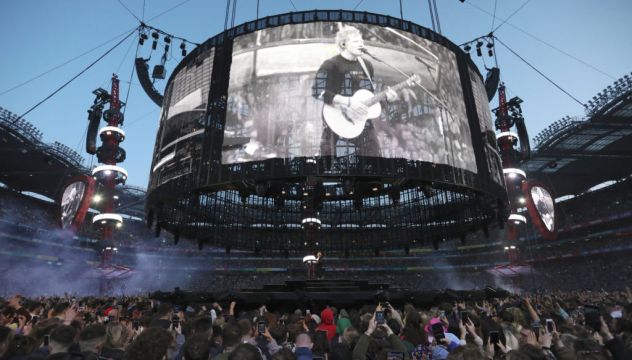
[427,0,436,32]
[146,0,193,22]
[224,0,232,31]
[0,28,135,97]
[494,36,585,107]
[432,0,441,34]
[464,0,616,80]
[116,0,142,22]
[123,39,142,116]
[490,0,498,32]
[352,0,365,11]
[231,0,238,27]
[13,28,139,123]
[399,0,404,20]
[288,0,297,11]
[256,0,260,19]
[491,0,531,33]
[142,0,146,20]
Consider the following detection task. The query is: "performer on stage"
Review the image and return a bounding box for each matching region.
[313,25,400,158]
[315,251,324,279]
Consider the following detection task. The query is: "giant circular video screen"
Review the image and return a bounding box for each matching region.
[146,11,507,252]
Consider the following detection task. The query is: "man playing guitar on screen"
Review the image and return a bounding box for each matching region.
[314,25,419,157]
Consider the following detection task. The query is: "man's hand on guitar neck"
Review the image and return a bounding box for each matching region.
[385,87,399,102]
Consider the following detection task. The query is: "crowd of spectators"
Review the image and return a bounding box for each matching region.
[1,287,631,359]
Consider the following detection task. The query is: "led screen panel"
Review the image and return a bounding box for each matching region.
[530,186,555,232]
[60,181,85,229]
[223,22,477,173]
[155,48,214,156]
[469,68,503,185]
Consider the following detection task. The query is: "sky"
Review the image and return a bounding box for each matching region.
[1,0,630,188]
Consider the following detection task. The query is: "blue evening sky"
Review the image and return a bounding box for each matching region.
[1,0,630,188]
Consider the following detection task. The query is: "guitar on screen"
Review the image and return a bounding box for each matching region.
[322,74,421,139]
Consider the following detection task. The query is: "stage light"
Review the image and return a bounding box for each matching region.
[93,194,102,203]
[180,42,187,56]
[510,245,516,249]
[116,223,122,228]
[504,246,509,250]
[476,41,483,57]
[164,36,171,44]
[463,44,471,52]
[151,31,159,50]
[518,197,526,204]
[139,33,148,45]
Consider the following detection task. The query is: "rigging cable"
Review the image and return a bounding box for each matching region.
[352,0,365,11]
[491,0,531,33]
[123,36,142,116]
[427,0,436,33]
[146,0,193,22]
[490,0,498,32]
[288,0,297,11]
[116,0,142,22]
[13,28,139,123]
[224,0,232,31]
[0,29,135,97]
[494,36,585,107]
[231,0,238,27]
[432,0,442,34]
[463,0,615,80]
[399,0,404,20]
[0,0,193,98]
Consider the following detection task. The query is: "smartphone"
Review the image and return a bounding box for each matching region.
[375,311,385,325]
[132,319,140,330]
[546,319,554,333]
[431,323,445,341]
[31,316,39,325]
[460,311,469,324]
[44,334,50,346]
[490,330,500,352]
[172,314,180,329]
[257,321,266,335]
[489,330,499,345]
[532,325,541,341]
[386,351,405,360]
[583,305,601,331]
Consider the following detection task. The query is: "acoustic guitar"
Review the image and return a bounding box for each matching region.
[322,74,420,139]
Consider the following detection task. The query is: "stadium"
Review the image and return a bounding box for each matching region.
[0,2,631,360]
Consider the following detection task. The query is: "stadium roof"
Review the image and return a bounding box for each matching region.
[523,72,632,196]
[0,106,147,215]
[0,107,86,199]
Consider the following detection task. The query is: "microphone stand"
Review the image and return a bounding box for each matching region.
[360,49,450,111]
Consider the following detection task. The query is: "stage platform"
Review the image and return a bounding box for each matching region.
[152,280,508,310]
